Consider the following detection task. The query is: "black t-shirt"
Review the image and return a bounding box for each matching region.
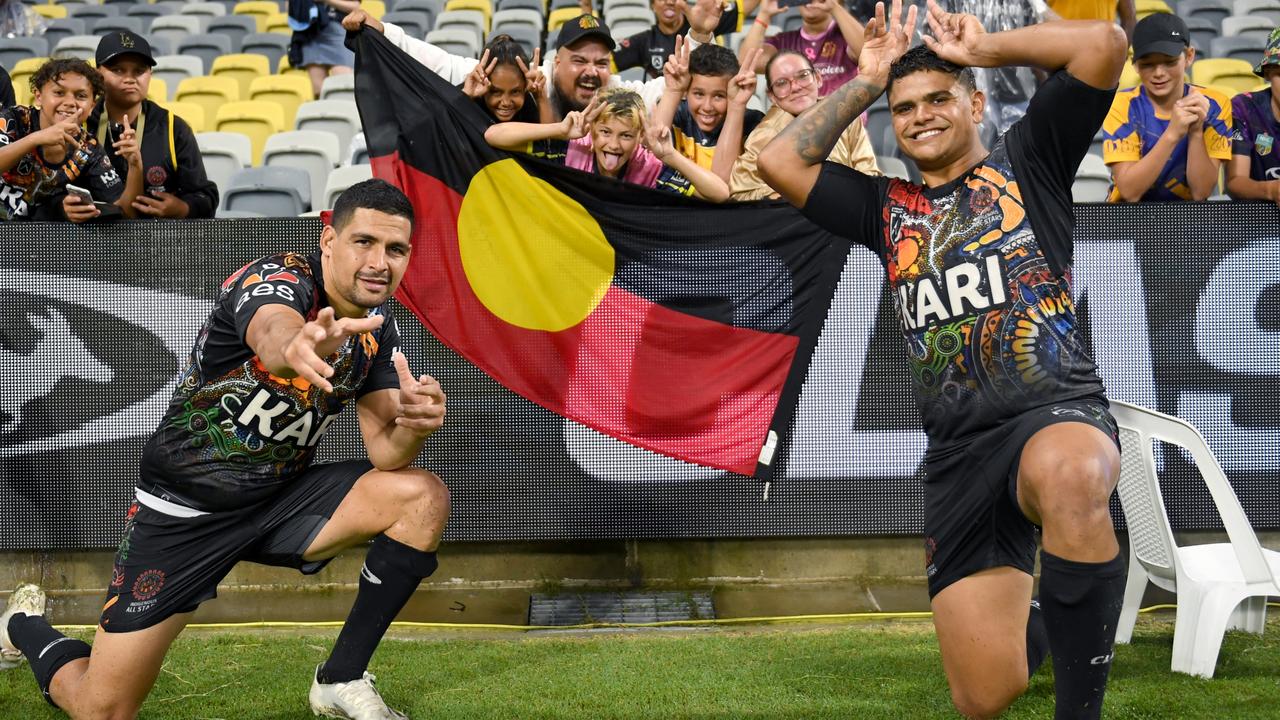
[0,66,14,108]
[612,6,742,79]
[801,70,1114,452]
[138,252,401,512]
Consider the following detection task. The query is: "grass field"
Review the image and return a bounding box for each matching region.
[2,613,1277,719]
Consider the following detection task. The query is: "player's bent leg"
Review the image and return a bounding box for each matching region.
[932,567,1035,719]
[1017,421,1126,720]
[302,467,450,560]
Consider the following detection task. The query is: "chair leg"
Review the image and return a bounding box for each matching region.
[1233,595,1268,635]
[1114,553,1148,645]
[1174,587,1245,679]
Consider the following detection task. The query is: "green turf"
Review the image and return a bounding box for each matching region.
[2,614,1277,718]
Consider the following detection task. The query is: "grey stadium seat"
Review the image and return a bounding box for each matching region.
[221,166,312,216]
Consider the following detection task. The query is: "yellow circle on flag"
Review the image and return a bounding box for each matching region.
[458,158,616,332]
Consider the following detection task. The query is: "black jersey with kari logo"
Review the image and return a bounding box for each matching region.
[802,71,1114,452]
[138,252,400,512]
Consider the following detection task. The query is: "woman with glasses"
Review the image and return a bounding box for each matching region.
[727,50,879,200]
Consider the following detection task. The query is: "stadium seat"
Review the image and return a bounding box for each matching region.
[435,9,487,45]
[178,35,235,74]
[163,100,208,132]
[877,155,909,181]
[321,164,374,210]
[604,5,654,27]
[347,131,370,165]
[148,76,169,103]
[152,55,205,94]
[1192,58,1265,93]
[68,6,116,24]
[319,73,356,103]
[549,0,581,11]
[864,99,892,157]
[264,11,291,34]
[277,55,309,77]
[1072,153,1111,202]
[1134,0,1171,17]
[262,130,341,211]
[176,77,241,132]
[1221,15,1273,39]
[491,7,542,31]
[217,209,267,217]
[180,2,228,21]
[10,56,46,107]
[612,19,651,40]
[1211,35,1269,64]
[398,0,448,28]
[248,74,314,127]
[126,5,174,22]
[30,5,68,21]
[211,53,271,98]
[196,130,252,191]
[215,100,286,165]
[240,32,290,68]
[1177,0,1231,26]
[294,99,363,154]
[233,0,279,32]
[617,66,645,82]
[603,0,649,13]
[1109,400,1280,679]
[364,0,389,20]
[221,166,312,215]
[547,6,584,30]
[496,0,544,15]
[0,37,48,71]
[150,15,203,51]
[52,35,100,61]
[425,28,479,58]
[1235,0,1280,23]
[445,0,492,27]
[781,13,805,32]
[383,10,432,38]
[209,15,259,50]
[42,18,87,51]
[90,16,145,36]
[489,24,539,56]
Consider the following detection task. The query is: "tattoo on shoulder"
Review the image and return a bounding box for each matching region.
[786,78,884,164]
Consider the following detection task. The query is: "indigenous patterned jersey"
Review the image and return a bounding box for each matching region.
[0,105,123,220]
[139,252,400,512]
[1230,88,1280,182]
[803,70,1111,452]
[1102,83,1233,201]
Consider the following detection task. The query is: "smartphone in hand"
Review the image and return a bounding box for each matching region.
[65,184,113,210]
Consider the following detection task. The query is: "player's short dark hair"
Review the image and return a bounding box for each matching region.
[484,33,531,73]
[689,44,738,79]
[30,57,103,100]
[887,45,976,94]
[764,50,814,87]
[331,179,415,232]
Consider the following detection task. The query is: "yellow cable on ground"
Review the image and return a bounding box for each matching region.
[52,603,1278,634]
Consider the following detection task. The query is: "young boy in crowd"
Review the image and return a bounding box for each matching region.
[1102,12,1232,201]
[484,86,731,201]
[1226,28,1280,205]
[652,40,764,183]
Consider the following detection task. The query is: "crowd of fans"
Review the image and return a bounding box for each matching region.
[0,0,1276,222]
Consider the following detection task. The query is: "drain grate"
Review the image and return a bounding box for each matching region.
[528,591,715,626]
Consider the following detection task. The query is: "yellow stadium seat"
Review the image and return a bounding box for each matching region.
[1119,62,1139,90]
[214,100,285,165]
[445,0,490,25]
[30,4,66,20]
[277,54,307,77]
[11,57,47,106]
[211,53,271,99]
[265,11,291,34]
[248,74,314,127]
[1193,58,1265,94]
[174,76,241,131]
[1134,0,1170,19]
[364,0,388,20]
[233,1,279,32]
[548,6,582,31]
[147,77,168,103]
[161,101,207,133]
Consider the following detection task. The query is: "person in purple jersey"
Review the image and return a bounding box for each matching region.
[738,0,865,96]
[1,179,450,720]
[1226,28,1280,205]
[760,1,1130,717]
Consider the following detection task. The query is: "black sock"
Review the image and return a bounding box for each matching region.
[1038,550,1126,720]
[1027,597,1050,678]
[7,612,92,708]
[317,534,438,684]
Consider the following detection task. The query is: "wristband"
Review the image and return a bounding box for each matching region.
[754,15,769,28]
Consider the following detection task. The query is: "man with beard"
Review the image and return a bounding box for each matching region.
[1,179,450,720]
[343,1,732,120]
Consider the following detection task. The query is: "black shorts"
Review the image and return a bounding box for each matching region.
[100,460,372,633]
[922,399,1118,599]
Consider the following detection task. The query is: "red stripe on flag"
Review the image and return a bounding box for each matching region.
[377,154,798,475]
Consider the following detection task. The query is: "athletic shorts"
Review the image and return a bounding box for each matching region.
[921,398,1118,599]
[100,459,372,633]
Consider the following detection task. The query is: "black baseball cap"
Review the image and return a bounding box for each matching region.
[96,31,157,67]
[1132,13,1190,60]
[554,14,616,51]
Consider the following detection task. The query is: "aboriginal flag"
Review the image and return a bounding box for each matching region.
[353,30,847,478]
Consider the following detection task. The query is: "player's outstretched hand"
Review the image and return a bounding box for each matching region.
[284,307,385,392]
[920,0,986,68]
[392,351,446,436]
[859,0,919,84]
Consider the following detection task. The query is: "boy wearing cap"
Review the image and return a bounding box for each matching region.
[1101,12,1232,201]
[1226,28,1280,205]
[88,31,219,218]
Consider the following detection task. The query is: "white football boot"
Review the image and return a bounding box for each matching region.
[0,584,47,670]
[309,665,410,719]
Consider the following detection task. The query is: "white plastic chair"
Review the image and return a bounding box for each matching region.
[1110,400,1280,679]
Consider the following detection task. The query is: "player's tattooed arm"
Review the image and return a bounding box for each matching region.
[759,0,915,207]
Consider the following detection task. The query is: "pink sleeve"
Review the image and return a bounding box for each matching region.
[624,145,665,188]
